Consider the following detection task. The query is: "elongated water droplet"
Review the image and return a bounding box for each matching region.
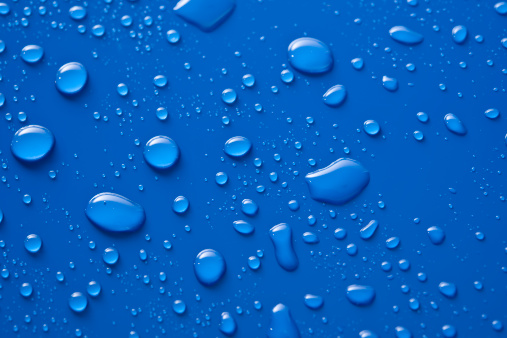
[360,220,379,240]
[323,85,347,107]
[288,37,333,75]
[452,25,467,44]
[56,62,87,95]
[268,304,300,338]
[444,113,467,135]
[194,249,226,286]
[143,136,180,169]
[219,312,237,336]
[21,45,44,64]
[305,158,370,205]
[269,223,298,271]
[233,220,254,235]
[389,26,424,45]
[11,125,54,162]
[224,136,251,157]
[484,108,500,119]
[85,192,145,233]
[346,285,375,306]
[69,6,86,20]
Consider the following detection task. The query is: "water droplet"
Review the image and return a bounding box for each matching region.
[23,194,32,205]
[20,283,33,297]
[304,294,323,309]
[69,292,88,313]
[305,158,370,205]
[103,247,119,265]
[363,120,380,136]
[173,0,235,31]
[222,88,237,104]
[427,226,445,245]
[413,130,424,141]
[117,83,129,96]
[386,236,400,249]
[153,75,168,88]
[172,300,186,314]
[173,196,189,214]
[288,37,333,74]
[242,74,255,87]
[439,281,457,298]
[351,58,364,70]
[11,125,54,162]
[389,26,424,45]
[194,249,226,286]
[248,256,261,270]
[24,234,42,253]
[395,326,412,338]
[323,85,347,107]
[484,108,500,119]
[452,25,468,44]
[360,330,379,338]
[233,220,254,235]
[216,172,229,185]
[346,285,375,306]
[143,136,180,169]
[166,29,180,43]
[444,113,467,135]
[360,220,378,240]
[495,2,507,14]
[219,312,237,336]
[224,136,251,157]
[85,192,145,233]
[56,62,87,95]
[0,2,10,15]
[280,69,294,83]
[21,45,44,64]
[241,199,258,216]
[442,325,457,337]
[382,76,398,92]
[334,228,347,240]
[269,223,298,271]
[268,304,300,338]
[69,6,86,20]
[87,281,101,297]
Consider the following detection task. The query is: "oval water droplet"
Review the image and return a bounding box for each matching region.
[346,285,375,306]
[351,58,364,70]
[389,26,424,45]
[55,62,87,95]
[173,0,236,32]
[268,304,300,338]
[288,37,333,75]
[224,136,251,158]
[360,220,379,240]
[444,113,467,135]
[302,232,319,244]
[452,25,468,44]
[143,136,180,169]
[69,6,86,20]
[69,292,88,313]
[21,45,44,64]
[87,281,101,297]
[233,220,254,235]
[305,158,370,205]
[439,281,457,298]
[495,2,507,14]
[323,85,347,107]
[194,249,226,286]
[219,312,237,336]
[85,192,145,233]
[484,108,500,119]
[269,223,298,271]
[172,299,186,314]
[304,294,323,309]
[11,125,54,162]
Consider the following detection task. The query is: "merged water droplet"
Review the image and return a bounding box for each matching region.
[452,25,468,44]
[194,249,226,286]
[323,85,347,107]
[103,247,119,265]
[269,223,298,271]
[444,113,467,135]
[20,45,44,64]
[24,234,42,253]
[55,62,87,95]
[69,292,88,313]
[85,192,145,233]
[219,312,237,336]
[360,220,379,240]
[305,158,370,205]
[233,220,254,235]
[11,125,55,162]
[268,304,300,338]
[346,285,375,306]
[173,196,189,214]
[224,136,251,157]
[288,37,333,75]
[173,0,236,32]
[389,26,424,45]
[304,294,323,309]
[143,136,180,169]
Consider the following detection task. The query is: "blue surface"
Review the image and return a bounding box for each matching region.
[0,0,507,337]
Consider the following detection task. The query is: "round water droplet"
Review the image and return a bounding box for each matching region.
[69,6,86,20]
[280,69,294,83]
[363,120,380,136]
[103,247,119,265]
[11,125,54,162]
[156,107,168,121]
[241,199,258,216]
[0,2,9,15]
[69,292,88,313]
[389,26,424,45]
[222,88,237,104]
[417,112,429,123]
[351,58,364,70]
[194,249,226,286]
[219,312,237,336]
[247,256,261,270]
[21,45,44,64]
[153,75,168,88]
[444,113,467,135]
[166,29,180,44]
[288,37,333,74]
[233,220,254,235]
[413,130,424,141]
[172,300,186,314]
[346,285,375,306]
[334,228,347,240]
[216,172,228,185]
[87,281,101,297]
[323,85,347,107]
[55,62,87,95]
[427,226,445,245]
[85,192,145,233]
[442,325,457,338]
[395,326,412,338]
[484,108,500,119]
[24,234,42,253]
[143,136,180,169]
[495,2,507,14]
[382,76,398,91]
[304,294,323,309]
[173,196,189,214]
[117,83,128,96]
[224,136,251,158]
[452,25,468,44]
[20,283,33,297]
[242,74,255,87]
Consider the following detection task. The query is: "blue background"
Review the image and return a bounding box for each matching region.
[0,0,506,336]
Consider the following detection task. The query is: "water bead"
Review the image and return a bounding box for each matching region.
[56,62,87,95]
[484,108,499,119]
[360,220,378,240]
[442,325,457,338]
[427,226,445,245]
[269,223,298,271]
[334,228,347,240]
[386,236,400,249]
[359,330,379,338]
[363,120,380,136]
[0,2,9,15]
[395,326,412,338]
[20,283,33,297]
[444,113,467,135]
[85,192,145,233]
[389,26,424,45]
[247,256,261,270]
[143,136,180,169]
[103,247,119,265]
[153,75,168,88]
[194,249,226,286]
[121,15,133,27]
[11,125,54,162]
[346,243,358,256]
[413,130,424,141]
[280,69,294,83]
[304,294,324,309]
[166,29,180,43]
[495,2,507,15]
[241,199,258,216]
[222,88,237,104]
[233,220,254,235]
[287,37,333,74]
[173,0,236,32]
[87,281,101,297]
[305,158,370,205]
[92,25,105,37]
[215,172,228,185]
[219,312,237,336]
[382,76,398,92]
[69,6,86,20]
[24,234,42,253]
[452,25,468,44]
[346,285,375,306]
[20,45,44,64]
[302,232,319,244]
[242,74,255,87]
[172,196,189,214]
[439,281,457,298]
[172,300,186,314]
[23,194,32,205]
[156,107,168,121]
[351,58,364,70]
[417,112,429,123]
[224,136,251,157]
[268,304,300,338]
[323,85,347,107]
[117,83,128,96]
[69,292,88,313]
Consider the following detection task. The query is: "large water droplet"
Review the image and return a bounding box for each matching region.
[288,37,333,75]
[346,285,375,306]
[452,25,468,44]
[173,0,235,31]
[395,326,412,338]
[495,2,507,15]
[85,192,145,233]
[444,113,467,135]
[24,234,42,253]
[11,125,55,162]
[143,136,180,169]
[360,220,379,240]
[389,26,424,45]
[224,136,251,158]
[21,45,44,64]
[269,223,298,271]
[360,330,379,338]
[219,312,237,336]
[69,292,88,313]
[55,62,87,95]
[268,304,300,338]
[323,85,347,107]
[305,158,370,205]
[194,249,226,286]
[233,220,254,235]
[484,108,500,119]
